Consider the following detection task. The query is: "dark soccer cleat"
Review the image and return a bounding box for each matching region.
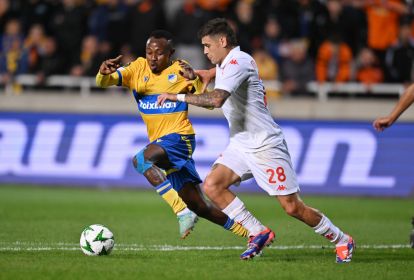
[240,227,275,260]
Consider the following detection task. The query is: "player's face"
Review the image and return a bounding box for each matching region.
[146,37,172,73]
[201,35,228,65]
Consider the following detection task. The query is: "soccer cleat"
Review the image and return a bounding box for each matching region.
[335,236,355,263]
[240,227,275,260]
[177,211,198,239]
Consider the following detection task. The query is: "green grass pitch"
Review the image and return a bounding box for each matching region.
[0,185,413,280]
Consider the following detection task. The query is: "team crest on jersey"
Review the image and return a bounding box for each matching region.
[168,74,177,83]
[143,76,149,82]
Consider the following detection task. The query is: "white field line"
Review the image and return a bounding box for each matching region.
[0,242,411,252]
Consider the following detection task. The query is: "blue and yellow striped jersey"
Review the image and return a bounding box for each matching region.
[97,57,203,142]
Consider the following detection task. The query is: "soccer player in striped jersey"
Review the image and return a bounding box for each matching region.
[96,30,247,240]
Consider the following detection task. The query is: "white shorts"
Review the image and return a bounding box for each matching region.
[214,140,300,196]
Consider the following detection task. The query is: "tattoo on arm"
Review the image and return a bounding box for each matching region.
[185,89,230,108]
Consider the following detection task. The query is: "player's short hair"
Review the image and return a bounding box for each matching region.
[149,30,174,50]
[198,18,237,47]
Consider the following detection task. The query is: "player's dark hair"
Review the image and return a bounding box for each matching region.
[198,18,238,47]
[149,29,174,50]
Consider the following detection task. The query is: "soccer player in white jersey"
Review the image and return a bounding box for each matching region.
[158,18,355,262]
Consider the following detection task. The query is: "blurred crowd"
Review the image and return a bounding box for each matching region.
[2,0,414,96]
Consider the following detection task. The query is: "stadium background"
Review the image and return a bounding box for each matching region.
[1,0,413,196]
[0,1,413,279]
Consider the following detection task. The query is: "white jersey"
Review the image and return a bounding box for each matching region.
[214,46,284,151]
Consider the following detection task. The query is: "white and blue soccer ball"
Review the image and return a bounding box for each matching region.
[80,224,115,256]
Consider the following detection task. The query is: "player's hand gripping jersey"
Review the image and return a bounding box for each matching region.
[97,57,203,141]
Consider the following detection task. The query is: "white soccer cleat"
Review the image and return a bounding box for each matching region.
[178,211,198,239]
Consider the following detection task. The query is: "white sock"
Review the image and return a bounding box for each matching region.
[222,196,266,236]
[177,207,191,216]
[313,215,349,244]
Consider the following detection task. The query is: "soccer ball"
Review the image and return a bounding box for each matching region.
[80,224,115,256]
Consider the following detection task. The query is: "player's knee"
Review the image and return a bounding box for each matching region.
[133,148,153,174]
[202,178,219,198]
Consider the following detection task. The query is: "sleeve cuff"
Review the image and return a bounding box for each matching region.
[214,84,233,94]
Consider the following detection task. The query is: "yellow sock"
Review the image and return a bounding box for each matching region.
[155,180,187,214]
[225,218,248,237]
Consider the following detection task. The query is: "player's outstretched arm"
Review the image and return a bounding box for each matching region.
[373,84,414,131]
[96,55,122,88]
[157,89,230,108]
[99,55,122,75]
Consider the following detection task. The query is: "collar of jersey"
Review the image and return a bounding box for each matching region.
[219,46,240,68]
